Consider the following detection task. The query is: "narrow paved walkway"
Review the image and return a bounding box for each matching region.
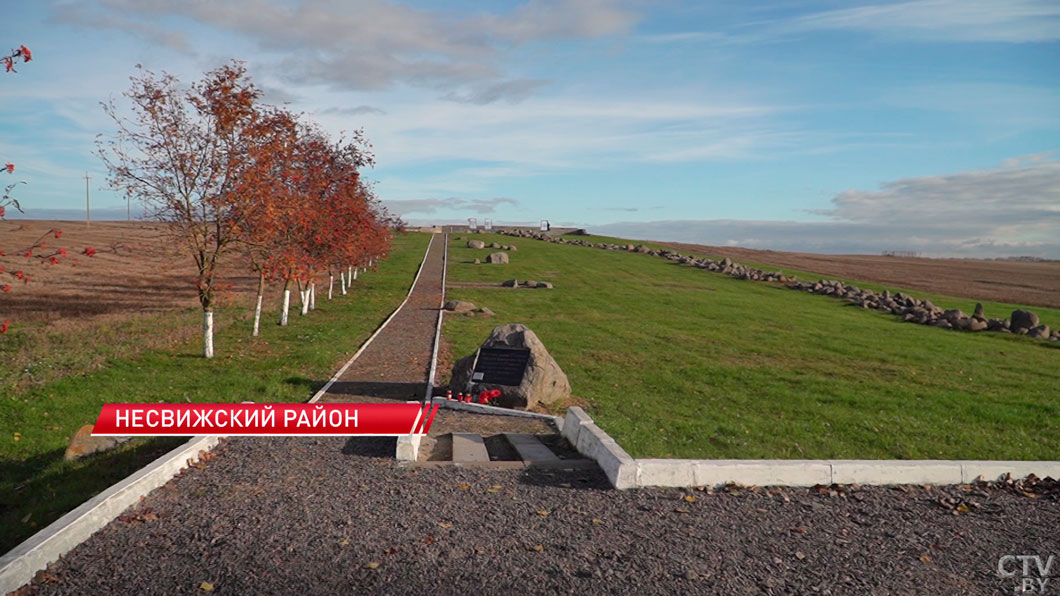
[318,232,445,403]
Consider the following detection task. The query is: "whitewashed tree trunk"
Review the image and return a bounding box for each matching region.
[310,283,316,310]
[347,265,352,282]
[280,289,291,326]
[203,310,215,359]
[340,271,347,295]
[252,294,263,337]
[252,272,265,337]
[353,268,358,280]
[300,289,310,315]
[328,275,334,300]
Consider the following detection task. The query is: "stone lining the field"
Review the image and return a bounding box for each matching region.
[501,230,1059,342]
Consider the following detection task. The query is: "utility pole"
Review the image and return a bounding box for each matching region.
[84,172,91,227]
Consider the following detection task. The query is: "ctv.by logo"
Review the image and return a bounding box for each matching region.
[998,555,1056,593]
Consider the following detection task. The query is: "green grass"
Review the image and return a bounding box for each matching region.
[0,232,430,551]
[444,233,1060,462]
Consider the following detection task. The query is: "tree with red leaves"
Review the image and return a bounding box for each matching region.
[1,44,81,335]
[98,62,261,357]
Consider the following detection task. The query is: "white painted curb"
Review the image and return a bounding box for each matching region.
[0,436,219,595]
[423,233,447,402]
[0,234,438,594]
[562,407,1060,490]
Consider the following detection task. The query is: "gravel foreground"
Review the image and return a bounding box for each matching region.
[15,436,1059,596]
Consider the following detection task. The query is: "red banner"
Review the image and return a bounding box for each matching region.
[91,402,438,436]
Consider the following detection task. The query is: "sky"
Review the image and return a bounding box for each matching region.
[1,0,1058,257]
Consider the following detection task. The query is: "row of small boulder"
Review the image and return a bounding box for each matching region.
[500,230,1058,342]
[789,280,1058,340]
[467,239,517,251]
[502,279,553,289]
[444,300,495,317]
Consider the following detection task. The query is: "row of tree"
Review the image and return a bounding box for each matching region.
[99,62,398,358]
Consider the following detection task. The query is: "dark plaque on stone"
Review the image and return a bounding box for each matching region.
[472,346,531,386]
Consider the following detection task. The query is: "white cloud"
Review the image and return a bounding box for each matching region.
[384,197,519,215]
[597,155,1060,258]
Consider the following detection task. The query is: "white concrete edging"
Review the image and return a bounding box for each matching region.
[0,436,219,595]
[423,233,447,402]
[0,235,440,593]
[561,407,1060,490]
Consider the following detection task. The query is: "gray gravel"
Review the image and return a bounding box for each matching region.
[15,436,1060,596]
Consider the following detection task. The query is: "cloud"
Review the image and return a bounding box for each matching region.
[783,0,1060,43]
[443,79,550,105]
[67,0,638,98]
[48,3,192,52]
[383,197,519,215]
[320,105,388,116]
[595,155,1060,258]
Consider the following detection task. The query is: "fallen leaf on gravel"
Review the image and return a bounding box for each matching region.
[487,485,502,493]
[674,508,690,514]
[458,483,470,490]
[795,552,805,560]
[199,582,214,592]
[592,518,603,525]
[684,495,697,503]
[384,548,398,555]
[365,562,380,570]
[425,537,435,544]
[438,522,453,529]
[532,544,544,551]
[789,526,807,534]
[537,509,550,517]
[955,504,970,513]
[339,538,350,546]
[920,555,932,564]
[142,513,158,521]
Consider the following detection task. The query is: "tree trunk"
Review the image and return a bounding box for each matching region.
[280,279,291,326]
[340,271,347,295]
[300,287,310,315]
[347,265,352,282]
[203,310,215,359]
[353,268,358,281]
[328,274,334,300]
[252,271,265,337]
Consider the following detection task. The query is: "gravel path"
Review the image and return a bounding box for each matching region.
[12,233,1059,595]
[17,437,1059,596]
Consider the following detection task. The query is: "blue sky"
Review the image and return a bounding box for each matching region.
[1,0,1058,256]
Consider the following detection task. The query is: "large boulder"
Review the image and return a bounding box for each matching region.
[486,252,509,264]
[467,240,485,249]
[64,425,130,461]
[449,323,571,410]
[1011,310,1040,332]
[444,300,476,313]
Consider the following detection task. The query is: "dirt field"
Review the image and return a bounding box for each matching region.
[0,220,262,323]
[662,242,1060,309]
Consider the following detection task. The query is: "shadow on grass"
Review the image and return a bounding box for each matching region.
[0,436,186,552]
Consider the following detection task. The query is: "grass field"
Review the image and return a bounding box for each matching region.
[443,233,1060,462]
[0,232,430,551]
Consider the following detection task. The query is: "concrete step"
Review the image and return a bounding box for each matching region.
[504,433,560,463]
[451,433,490,463]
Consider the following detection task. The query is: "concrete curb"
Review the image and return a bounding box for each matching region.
[562,407,1060,489]
[0,436,219,595]
[423,233,447,402]
[0,235,440,594]
[431,397,564,430]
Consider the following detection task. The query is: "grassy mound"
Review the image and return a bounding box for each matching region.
[443,233,1060,461]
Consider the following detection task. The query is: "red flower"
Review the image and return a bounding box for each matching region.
[19,45,31,62]
[4,163,13,174]
[58,248,68,257]
[0,320,8,334]
[23,251,31,258]
[1,285,9,292]
[53,229,62,239]
[82,246,96,257]
[49,256,58,265]
[15,271,24,279]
